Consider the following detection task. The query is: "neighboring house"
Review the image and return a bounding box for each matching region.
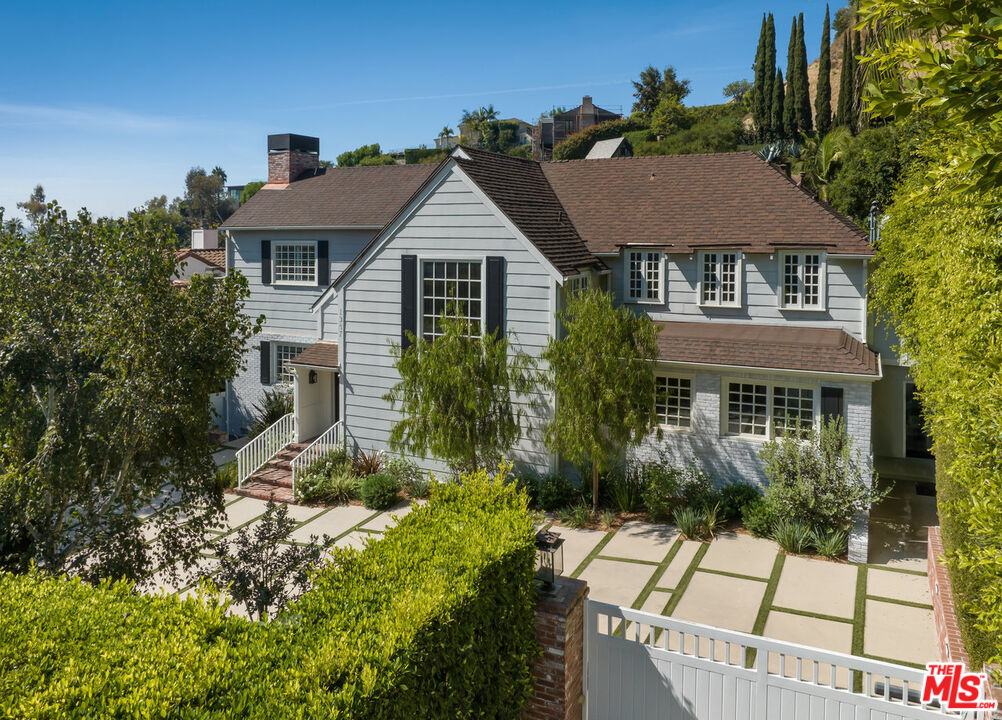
[174,229,226,284]
[227,185,246,204]
[220,134,926,561]
[585,137,633,159]
[540,96,622,158]
[457,118,535,148]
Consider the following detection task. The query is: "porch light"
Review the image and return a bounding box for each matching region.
[535,529,564,589]
[308,370,317,384]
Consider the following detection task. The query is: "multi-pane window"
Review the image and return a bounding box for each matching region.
[567,274,590,295]
[781,253,823,309]
[772,386,815,438]
[273,242,316,284]
[274,343,308,384]
[655,376,692,428]
[700,252,740,306]
[726,381,817,438]
[421,260,482,339]
[727,383,768,436]
[627,250,662,302]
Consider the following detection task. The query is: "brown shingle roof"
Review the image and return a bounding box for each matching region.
[541,153,872,256]
[289,342,339,369]
[655,321,879,377]
[175,247,226,270]
[453,146,604,275]
[220,164,437,229]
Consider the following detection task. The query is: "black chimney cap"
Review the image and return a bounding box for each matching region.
[268,133,319,154]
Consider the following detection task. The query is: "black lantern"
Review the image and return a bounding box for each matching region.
[535,530,564,589]
[308,370,318,384]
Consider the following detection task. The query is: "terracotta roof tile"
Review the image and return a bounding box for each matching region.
[541,152,872,256]
[220,164,437,228]
[655,321,879,376]
[175,247,226,270]
[289,342,339,370]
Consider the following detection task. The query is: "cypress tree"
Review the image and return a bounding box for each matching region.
[815,4,832,135]
[852,30,863,129]
[752,14,767,137]
[771,68,786,138]
[783,17,798,135]
[796,13,813,132]
[836,31,851,127]
[764,14,777,135]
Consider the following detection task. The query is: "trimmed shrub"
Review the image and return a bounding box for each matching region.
[718,482,762,522]
[535,473,578,511]
[640,458,714,522]
[382,456,427,498]
[359,472,400,510]
[551,117,648,160]
[0,470,538,719]
[742,496,775,537]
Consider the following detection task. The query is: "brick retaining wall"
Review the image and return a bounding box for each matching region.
[928,526,970,668]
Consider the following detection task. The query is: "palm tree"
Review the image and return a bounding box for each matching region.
[793,127,851,202]
[440,126,454,141]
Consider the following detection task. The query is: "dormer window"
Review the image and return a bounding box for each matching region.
[626,250,663,303]
[699,251,741,307]
[780,252,825,309]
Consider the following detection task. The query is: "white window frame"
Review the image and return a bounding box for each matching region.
[566,273,590,296]
[655,373,693,430]
[720,378,819,440]
[698,251,743,308]
[273,342,309,385]
[419,257,485,340]
[624,249,664,304]
[778,251,826,310]
[272,241,318,286]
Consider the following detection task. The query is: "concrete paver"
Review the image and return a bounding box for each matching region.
[864,599,938,665]
[287,504,376,543]
[698,532,777,579]
[214,497,270,533]
[553,526,608,575]
[671,571,766,633]
[867,568,931,605]
[600,521,678,563]
[654,540,702,590]
[773,556,857,619]
[359,502,414,532]
[578,558,658,608]
[764,609,853,655]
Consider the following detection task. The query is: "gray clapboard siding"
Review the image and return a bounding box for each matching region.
[341,166,555,475]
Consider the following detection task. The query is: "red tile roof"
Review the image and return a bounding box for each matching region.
[541,152,872,256]
[655,321,879,377]
[289,342,339,369]
[175,247,226,270]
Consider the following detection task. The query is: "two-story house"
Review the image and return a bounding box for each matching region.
[220,133,923,562]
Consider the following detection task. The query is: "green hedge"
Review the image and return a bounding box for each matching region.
[551,117,648,160]
[0,470,538,718]
[404,147,448,165]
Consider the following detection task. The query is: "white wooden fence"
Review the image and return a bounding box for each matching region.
[586,599,964,720]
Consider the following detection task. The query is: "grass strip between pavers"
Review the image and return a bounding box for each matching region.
[851,563,868,693]
[631,539,683,611]
[596,554,661,567]
[865,594,934,611]
[746,552,785,668]
[569,531,614,579]
[864,563,926,577]
[696,566,770,583]
[862,653,925,670]
[661,542,709,618]
[770,605,854,625]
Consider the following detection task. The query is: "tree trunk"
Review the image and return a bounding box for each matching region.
[592,459,599,514]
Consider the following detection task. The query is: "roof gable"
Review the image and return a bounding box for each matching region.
[540,152,872,256]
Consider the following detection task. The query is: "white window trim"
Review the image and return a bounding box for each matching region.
[654,372,694,432]
[719,377,820,441]
[697,250,743,308]
[273,342,310,385]
[272,240,318,287]
[778,251,827,311]
[417,256,486,341]
[565,272,591,295]
[624,249,665,304]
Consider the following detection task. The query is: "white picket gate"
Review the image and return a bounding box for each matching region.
[585,600,966,720]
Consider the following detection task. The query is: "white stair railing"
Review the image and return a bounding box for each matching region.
[236,413,297,488]
[290,420,344,498]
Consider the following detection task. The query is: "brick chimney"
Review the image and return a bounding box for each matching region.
[267,133,320,185]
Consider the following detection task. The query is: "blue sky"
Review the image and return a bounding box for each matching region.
[0,0,837,220]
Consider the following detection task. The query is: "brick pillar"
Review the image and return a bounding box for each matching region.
[928,527,971,667]
[525,577,588,720]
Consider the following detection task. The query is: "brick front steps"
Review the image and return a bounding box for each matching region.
[233,442,310,504]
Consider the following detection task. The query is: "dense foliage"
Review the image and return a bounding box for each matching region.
[0,207,258,583]
[0,470,539,718]
[550,117,647,160]
[336,143,397,167]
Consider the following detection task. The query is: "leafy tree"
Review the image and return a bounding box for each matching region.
[385,313,538,473]
[795,14,813,132]
[783,17,799,135]
[833,5,852,34]
[826,124,904,223]
[16,185,47,227]
[650,96,693,137]
[539,106,567,119]
[182,166,236,228]
[724,79,753,102]
[336,143,395,167]
[542,289,660,512]
[478,120,521,154]
[130,195,188,245]
[0,205,260,583]
[815,5,833,135]
[771,68,787,137]
[631,66,691,119]
[239,181,265,205]
[203,500,332,621]
[358,153,397,166]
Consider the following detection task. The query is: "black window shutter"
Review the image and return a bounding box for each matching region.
[317,240,329,286]
[261,240,271,285]
[401,255,417,349]
[486,256,504,337]
[821,386,844,424]
[260,341,272,385]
